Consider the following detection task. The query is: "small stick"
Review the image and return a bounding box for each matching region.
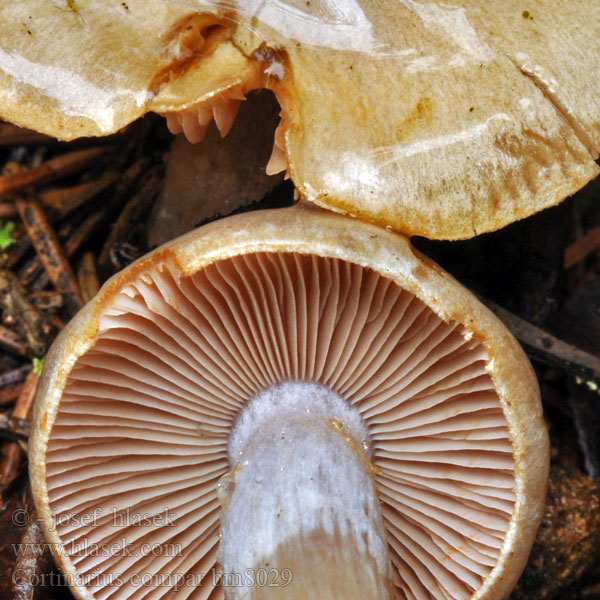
[0,123,54,147]
[0,365,31,389]
[12,370,39,422]
[0,416,25,449]
[15,194,83,314]
[0,147,112,198]
[564,225,600,270]
[31,158,149,288]
[0,204,18,219]
[39,171,119,220]
[0,323,28,357]
[0,270,52,356]
[47,313,67,331]
[99,166,162,268]
[78,252,100,303]
[103,156,151,221]
[12,488,53,600]
[5,236,32,269]
[18,255,45,290]
[483,298,600,390]
[0,444,21,488]
[32,209,106,292]
[30,290,64,311]
[0,414,7,436]
[64,209,106,257]
[0,416,31,441]
[0,370,39,488]
[0,384,24,406]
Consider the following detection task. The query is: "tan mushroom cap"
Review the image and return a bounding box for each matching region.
[0,1,599,239]
[30,205,549,599]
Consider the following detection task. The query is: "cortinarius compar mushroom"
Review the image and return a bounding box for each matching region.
[31,207,548,599]
[1,1,599,598]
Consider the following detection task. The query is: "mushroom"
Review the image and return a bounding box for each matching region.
[2,1,594,597]
[146,89,284,247]
[0,2,598,239]
[30,206,549,599]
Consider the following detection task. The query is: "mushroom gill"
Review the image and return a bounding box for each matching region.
[162,48,289,177]
[30,206,548,600]
[165,53,289,177]
[147,89,285,247]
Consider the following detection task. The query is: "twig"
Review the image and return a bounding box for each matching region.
[0,123,54,146]
[0,443,21,489]
[483,298,600,391]
[64,209,106,257]
[77,252,100,303]
[17,255,44,290]
[39,171,119,220]
[30,291,64,311]
[2,171,116,232]
[31,209,106,292]
[0,204,18,219]
[564,225,600,270]
[9,418,30,440]
[12,488,53,600]
[0,414,30,441]
[5,236,32,269]
[10,370,38,425]
[15,193,83,314]
[19,220,72,290]
[0,324,28,357]
[0,270,52,356]
[99,165,162,269]
[0,366,31,389]
[0,147,112,198]
[28,157,149,287]
[0,370,39,489]
[0,414,7,437]
[0,384,24,406]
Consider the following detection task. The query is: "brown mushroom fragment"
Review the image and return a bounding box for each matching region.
[30,206,548,600]
[147,90,284,246]
[0,1,598,239]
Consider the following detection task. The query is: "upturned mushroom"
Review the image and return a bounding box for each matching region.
[30,207,548,599]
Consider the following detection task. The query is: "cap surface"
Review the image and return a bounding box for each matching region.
[0,1,598,239]
[30,205,549,599]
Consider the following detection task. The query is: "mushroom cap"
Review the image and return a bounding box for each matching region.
[1,1,599,239]
[30,205,549,599]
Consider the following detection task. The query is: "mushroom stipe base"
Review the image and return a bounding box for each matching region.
[29,206,549,600]
[220,381,394,599]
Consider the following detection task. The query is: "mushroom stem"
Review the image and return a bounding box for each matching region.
[218,382,395,599]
